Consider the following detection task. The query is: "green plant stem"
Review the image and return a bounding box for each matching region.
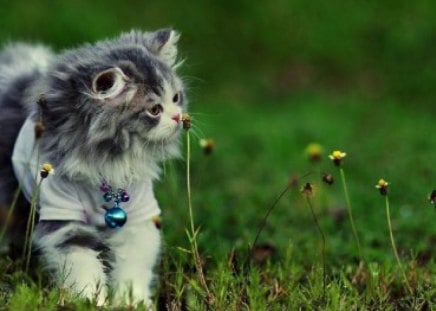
[385,195,413,295]
[22,138,42,261]
[246,171,312,267]
[185,130,211,299]
[24,179,42,272]
[339,167,363,261]
[186,131,195,240]
[22,200,34,261]
[305,196,326,304]
[337,169,376,295]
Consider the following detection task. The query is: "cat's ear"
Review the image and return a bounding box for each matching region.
[91,67,129,100]
[148,29,180,67]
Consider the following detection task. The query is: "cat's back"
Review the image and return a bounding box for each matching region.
[0,43,52,94]
[0,43,53,204]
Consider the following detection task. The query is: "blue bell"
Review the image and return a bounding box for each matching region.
[103,192,113,202]
[104,206,127,228]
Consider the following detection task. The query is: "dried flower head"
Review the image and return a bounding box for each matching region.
[322,173,334,185]
[329,150,347,166]
[199,138,215,155]
[375,178,389,196]
[428,190,436,205]
[288,174,299,188]
[152,215,161,230]
[37,95,47,109]
[300,182,314,197]
[181,113,191,130]
[306,143,323,162]
[40,163,55,179]
[34,121,45,139]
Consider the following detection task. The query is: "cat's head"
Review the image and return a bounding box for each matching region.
[36,29,187,184]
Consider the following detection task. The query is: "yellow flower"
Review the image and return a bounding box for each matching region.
[376,179,388,188]
[329,150,346,160]
[329,150,347,166]
[375,178,389,195]
[40,162,55,178]
[306,143,323,162]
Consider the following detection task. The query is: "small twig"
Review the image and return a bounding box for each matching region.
[385,195,413,295]
[339,167,363,261]
[305,195,326,304]
[24,179,42,272]
[245,172,313,267]
[250,184,292,255]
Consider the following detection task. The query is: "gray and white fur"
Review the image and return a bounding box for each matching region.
[0,29,187,306]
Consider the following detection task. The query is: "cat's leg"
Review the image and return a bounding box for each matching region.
[34,221,111,306]
[109,220,161,307]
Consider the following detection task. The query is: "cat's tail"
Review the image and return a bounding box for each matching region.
[0,42,53,95]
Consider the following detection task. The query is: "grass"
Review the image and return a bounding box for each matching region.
[1,93,434,310]
[1,1,435,308]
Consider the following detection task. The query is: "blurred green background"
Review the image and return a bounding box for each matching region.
[0,0,435,263]
[2,0,436,105]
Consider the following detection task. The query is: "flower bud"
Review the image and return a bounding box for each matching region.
[322,173,334,185]
[181,113,191,130]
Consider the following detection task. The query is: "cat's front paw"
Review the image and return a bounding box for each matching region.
[112,298,154,310]
[65,281,108,306]
[112,286,153,309]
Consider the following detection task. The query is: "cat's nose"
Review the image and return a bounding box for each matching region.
[171,114,181,123]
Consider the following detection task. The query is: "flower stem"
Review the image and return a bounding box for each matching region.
[339,167,363,261]
[305,196,326,304]
[24,179,42,272]
[22,135,42,262]
[185,130,211,301]
[385,195,413,295]
[186,130,195,238]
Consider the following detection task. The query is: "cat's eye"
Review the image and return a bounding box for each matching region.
[172,93,179,103]
[147,104,163,117]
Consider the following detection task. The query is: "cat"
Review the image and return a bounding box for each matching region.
[0,28,187,306]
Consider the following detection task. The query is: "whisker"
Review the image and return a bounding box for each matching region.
[189,124,206,140]
[182,129,204,145]
[181,75,205,83]
[188,115,210,129]
[191,118,205,128]
[185,112,215,117]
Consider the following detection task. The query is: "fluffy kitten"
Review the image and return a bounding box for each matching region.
[0,29,186,306]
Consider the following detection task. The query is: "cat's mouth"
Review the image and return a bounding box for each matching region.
[164,123,182,139]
